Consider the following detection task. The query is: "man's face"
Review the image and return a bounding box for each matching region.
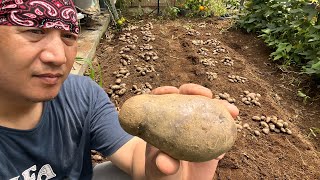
[0,26,78,102]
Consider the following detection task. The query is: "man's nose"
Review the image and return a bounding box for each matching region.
[39,35,67,66]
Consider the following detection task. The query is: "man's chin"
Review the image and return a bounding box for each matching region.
[27,93,59,103]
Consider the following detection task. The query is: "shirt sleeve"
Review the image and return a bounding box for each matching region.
[86,78,133,156]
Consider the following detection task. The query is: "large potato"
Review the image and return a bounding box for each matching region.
[119,94,237,162]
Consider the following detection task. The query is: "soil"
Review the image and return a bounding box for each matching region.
[94,17,320,179]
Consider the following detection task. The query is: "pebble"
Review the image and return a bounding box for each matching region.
[254,130,261,136]
[115,78,121,84]
[243,123,250,129]
[262,128,270,134]
[252,116,261,121]
[269,123,276,131]
[286,128,292,135]
[260,121,268,128]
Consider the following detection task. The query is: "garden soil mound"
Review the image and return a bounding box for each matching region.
[95,17,320,179]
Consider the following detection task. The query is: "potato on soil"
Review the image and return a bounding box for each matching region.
[119,94,237,162]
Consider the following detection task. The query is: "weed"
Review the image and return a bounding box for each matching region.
[75,57,103,87]
[297,90,311,104]
[308,127,320,137]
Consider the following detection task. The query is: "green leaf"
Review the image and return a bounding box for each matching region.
[261,28,271,34]
[285,44,292,52]
[311,61,320,70]
[274,55,283,60]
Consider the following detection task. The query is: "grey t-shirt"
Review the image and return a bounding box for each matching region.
[0,74,132,180]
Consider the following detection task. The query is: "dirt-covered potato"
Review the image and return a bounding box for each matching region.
[119,94,237,162]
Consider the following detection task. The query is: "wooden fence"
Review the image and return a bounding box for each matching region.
[130,0,177,7]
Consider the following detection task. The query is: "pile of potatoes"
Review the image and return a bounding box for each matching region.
[221,57,234,66]
[215,92,236,104]
[119,45,136,54]
[213,46,227,55]
[123,25,139,31]
[139,44,153,51]
[240,90,261,107]
[251,115,292,135]
[119,32,138,44]
[107,83,127,97]
[187,29,200,36]
[198,47,209,56]
[112,67,130,78]
[200,58,218,67]
[192,39,205,46]
[206,72,218,81]
[138,51,159,61]
[131,83,153,95]
[228,75,248,83]
[191,39,220,46]
[203,39,221,47]
[120,54,134,66]
[141,31,156,42]
[134,64,155,76]
[141,22,153,31]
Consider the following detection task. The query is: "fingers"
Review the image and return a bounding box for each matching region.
[217,100,239,118]
[156,152,180,175]
[179,83,213,98]
[151,86,179,95]
[151,84,239,119]
[215,153,225,160]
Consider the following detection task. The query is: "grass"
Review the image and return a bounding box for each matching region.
[308,127,320,138]
[75,57,103,87]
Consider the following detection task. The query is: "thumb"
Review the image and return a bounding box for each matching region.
[155,152,180,175]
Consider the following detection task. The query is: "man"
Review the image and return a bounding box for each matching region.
[0,0,239,179]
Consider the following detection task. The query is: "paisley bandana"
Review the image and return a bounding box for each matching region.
[0,0,79,34]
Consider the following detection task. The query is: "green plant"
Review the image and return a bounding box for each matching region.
[308,127,320,137]
[297,90,311,104]
[238,0,320,77]
[176,0,228,17]
[163,6,181,19]
[75,57,103,87]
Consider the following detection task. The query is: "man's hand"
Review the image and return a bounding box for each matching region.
[145,83,239,180]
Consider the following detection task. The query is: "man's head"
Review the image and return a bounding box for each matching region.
[0,0,79,103]
[0,0,79,34]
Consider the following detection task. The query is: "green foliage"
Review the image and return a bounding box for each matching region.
[297,90,311,104]
[238,0,320,77]
[308,127,320,137]
[75,57,103,87]
[163,6,181,19]
[176,0,227,17]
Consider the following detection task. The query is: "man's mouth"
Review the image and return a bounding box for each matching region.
[33,73,63,85]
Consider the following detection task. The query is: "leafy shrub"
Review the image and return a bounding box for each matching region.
[238,0,320,77]
[176,0,230,17]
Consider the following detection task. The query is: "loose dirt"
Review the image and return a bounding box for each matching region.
[94,17,320,179]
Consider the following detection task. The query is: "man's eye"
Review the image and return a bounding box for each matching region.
[27,29,44,34]
[63,33,78,40]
